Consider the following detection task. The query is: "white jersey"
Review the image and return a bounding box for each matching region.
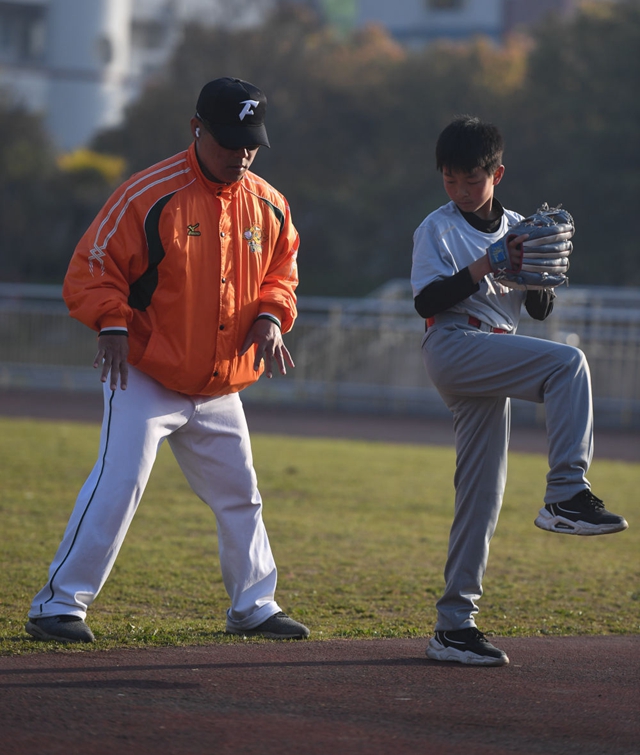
[411,200,526,332]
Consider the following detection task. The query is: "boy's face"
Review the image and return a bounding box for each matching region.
[442,165,504,217]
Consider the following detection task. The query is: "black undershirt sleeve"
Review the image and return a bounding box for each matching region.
[415,271,556,321]
[413,268,480,319]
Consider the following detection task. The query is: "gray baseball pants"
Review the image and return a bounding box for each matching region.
[421,313,593,630]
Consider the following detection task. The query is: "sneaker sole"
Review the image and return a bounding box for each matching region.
[24,620,94,643]
[534,509,629,536]
[425,640,509,667]
[225,628,309,640]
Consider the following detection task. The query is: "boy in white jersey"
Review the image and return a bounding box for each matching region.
[411,116,628,666]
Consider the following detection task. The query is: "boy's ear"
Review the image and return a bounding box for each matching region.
[492,165,505,185]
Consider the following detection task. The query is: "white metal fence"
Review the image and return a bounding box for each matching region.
[1,281,640,428]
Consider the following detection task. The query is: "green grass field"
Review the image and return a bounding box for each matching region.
[1,417,638,655]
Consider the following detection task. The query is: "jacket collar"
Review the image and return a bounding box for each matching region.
[187,142,244,198]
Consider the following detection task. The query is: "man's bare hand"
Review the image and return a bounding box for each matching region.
[94,334,129,390]
[240,319,295,378]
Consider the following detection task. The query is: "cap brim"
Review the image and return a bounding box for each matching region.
[209,122,270,149]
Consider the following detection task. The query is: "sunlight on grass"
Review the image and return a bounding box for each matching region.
[0,417,637,655]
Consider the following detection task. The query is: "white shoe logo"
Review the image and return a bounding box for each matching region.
[239,99,259,121]
[443,633,465,645]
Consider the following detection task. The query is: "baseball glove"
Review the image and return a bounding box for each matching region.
[486,204,574,290]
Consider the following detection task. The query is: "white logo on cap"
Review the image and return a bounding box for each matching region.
[239,99,259,121]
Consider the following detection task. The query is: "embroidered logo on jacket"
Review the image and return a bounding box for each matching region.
[187,223,201,236]
[244,224,263,253]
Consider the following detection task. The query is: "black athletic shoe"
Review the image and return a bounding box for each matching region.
[426,628,509,666]
[534,489,628,536]
[226,612,310,640]
[25,615,95,643]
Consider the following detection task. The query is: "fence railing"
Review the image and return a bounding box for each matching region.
[1,281,639,428]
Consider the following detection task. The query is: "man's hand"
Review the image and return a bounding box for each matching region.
[93,334,129,390]
[240,319,295,378]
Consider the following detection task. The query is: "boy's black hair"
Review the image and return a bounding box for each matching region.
[436,115,504,175]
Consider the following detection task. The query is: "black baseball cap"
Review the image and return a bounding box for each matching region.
[195,77,270,149]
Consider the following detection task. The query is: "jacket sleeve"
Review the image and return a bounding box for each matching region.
[62,182,149,332]
[258,200,299,333]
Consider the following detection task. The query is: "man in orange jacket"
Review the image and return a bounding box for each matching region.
[26,78,309,643]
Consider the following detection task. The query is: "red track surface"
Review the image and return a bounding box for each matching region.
[1,637,638,755]
[1,389,639,461]
[1,389,638,754]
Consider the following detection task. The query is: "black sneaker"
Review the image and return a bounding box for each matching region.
[226,611,310,640]
[25,615,95,643]
[426,628,509,666]
[534,489,628,536]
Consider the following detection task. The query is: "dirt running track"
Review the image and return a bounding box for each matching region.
[1,389,638,755]
[0,637,638,755]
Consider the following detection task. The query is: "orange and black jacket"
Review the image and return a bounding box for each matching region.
[63,143,299,396]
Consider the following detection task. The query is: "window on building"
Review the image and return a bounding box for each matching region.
[0,2,46,65]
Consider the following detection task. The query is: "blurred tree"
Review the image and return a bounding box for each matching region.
[95,6,530,294]
[7,1,639,292]
[0,95,56,281]
[0,94,124,283]
[94,6,412,294]
[501,0,640,284]
[57,148,126,185]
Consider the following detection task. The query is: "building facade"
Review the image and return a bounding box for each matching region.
[0,0,272,150]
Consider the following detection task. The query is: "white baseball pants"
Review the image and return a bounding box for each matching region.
[29,365,281,631]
